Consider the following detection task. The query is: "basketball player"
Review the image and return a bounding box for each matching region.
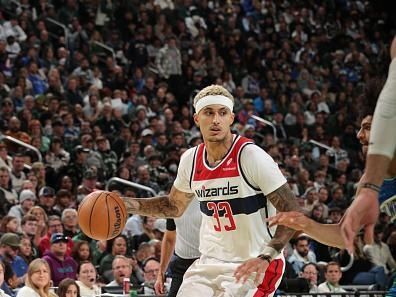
[341,36,396,253]
[267,76,396,249]
[154,198,201,297]
[122,85,302,297]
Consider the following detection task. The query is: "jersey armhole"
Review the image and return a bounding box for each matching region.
[189,146,199,190]
[238,143,261,191]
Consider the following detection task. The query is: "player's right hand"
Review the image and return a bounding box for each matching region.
[154,272,165,295]
[266,211,309,231]
[340,189,379,254]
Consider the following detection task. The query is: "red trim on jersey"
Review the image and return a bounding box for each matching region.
[253,259,284,297]
[193,135,253,181]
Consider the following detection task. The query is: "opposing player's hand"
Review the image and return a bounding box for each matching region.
[234,258,269,284]
[340,189,379,254]
[154,272,165,295]
[267,211,309,231]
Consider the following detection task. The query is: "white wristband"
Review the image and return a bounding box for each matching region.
[368,59,396,159]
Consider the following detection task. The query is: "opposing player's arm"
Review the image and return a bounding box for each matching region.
[267,211,345,249]
[265,183,302,253]
[123,186,194,218]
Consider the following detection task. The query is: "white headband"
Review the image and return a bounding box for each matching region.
[194,95,234,114]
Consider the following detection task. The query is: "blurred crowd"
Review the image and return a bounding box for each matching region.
[0,0,395,296]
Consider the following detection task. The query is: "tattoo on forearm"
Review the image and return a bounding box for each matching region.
[266,183,302,251]
[123,193,194,218]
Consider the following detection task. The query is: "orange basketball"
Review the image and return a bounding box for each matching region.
[78,191,127,240]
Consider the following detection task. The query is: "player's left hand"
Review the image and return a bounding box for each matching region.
[234,257,269,284]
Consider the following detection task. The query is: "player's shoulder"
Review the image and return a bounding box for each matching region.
[180,146,199,160]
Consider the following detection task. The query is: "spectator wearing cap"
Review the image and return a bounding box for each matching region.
[42,233,77,286]
[7,190,36,226]
[37,186,60,217]
[0,233,28,286]
[0,167,18,212]
[96,136,118,179]
[39,215,74,257]
[76,168,98,203]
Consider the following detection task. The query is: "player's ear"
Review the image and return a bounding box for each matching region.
[229,112,235,126]
[193,113,199,127]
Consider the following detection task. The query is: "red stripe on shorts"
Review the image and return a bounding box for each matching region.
[253,258,284,297]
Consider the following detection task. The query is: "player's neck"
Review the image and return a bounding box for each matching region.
[205,134,234,165]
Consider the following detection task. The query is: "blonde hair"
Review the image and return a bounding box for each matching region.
[26,259,55,297]
[193,85,234,109]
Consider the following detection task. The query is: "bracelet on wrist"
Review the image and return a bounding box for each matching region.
[257,254,272,264]
[360,182,381,193]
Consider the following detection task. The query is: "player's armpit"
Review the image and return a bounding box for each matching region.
[123,186,194,218]
[266,183,302,252]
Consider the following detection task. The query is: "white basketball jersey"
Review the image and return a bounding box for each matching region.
[185,135,279,262]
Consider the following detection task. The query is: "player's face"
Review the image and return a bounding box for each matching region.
[194,105,234,143]
[357,115,372,156]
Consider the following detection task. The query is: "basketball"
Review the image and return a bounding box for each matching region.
[78,191,127,240]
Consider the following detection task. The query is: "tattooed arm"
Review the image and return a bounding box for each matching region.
[266,183,302,252]
[123,186,194,218]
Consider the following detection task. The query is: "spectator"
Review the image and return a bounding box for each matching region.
[76,169,98,203]
[99,235,128,279]
[53,190,74,214]
[19,235,35,265]
[27,206,48,238]
[37,187,59,217]
[0,168,17,215]
[0,216,18,234]
[71,241,92,264]
[8,190,36,225]
[363,225,396,276]
[0,260,11,297]
[61,209,78,239]
[142,257,162,295]
[288,236,317,275]
[42,233,78,286]
[106,255,132,287]
[57,279,80,297]
[76,261,100,297]
[9,154,26,193]
[301,263,319,293]
[16,259,56,297]
[317,262,346,293]
[0,233,27,286]
[38,215,73,257]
